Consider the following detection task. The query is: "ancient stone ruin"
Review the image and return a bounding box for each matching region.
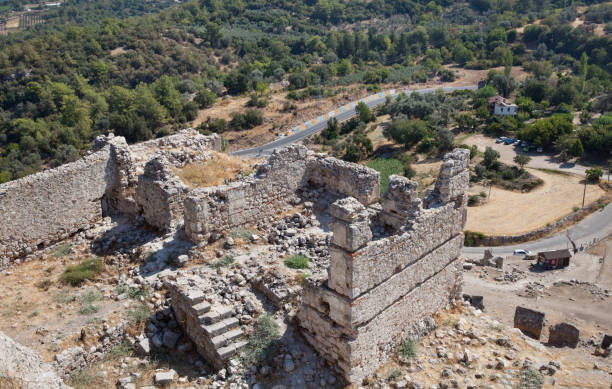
[298,149,469,383]
[0,127,472,384]
[0,129,221,267]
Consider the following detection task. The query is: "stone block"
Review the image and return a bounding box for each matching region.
[514,306,545,340]
[330,218,372,252]
[548,323,579,348]
[601,334,612,349]
[329,197,366,221]
[154,371,175,386]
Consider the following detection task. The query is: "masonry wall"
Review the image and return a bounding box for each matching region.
[184,146,380,243]
[298,148,470,384]
[0,136,132,265]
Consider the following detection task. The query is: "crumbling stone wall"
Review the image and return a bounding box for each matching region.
[134,155,189,232]
[298,149,470,384]
[0,135,134,266]
[184,146,380,243]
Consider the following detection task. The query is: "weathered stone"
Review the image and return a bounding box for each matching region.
[548,323,579,348]
[514,306,545,340]
[602,334,612,349]
[154,370,175,386]
[135,337,151,356]
[299,149,468,384]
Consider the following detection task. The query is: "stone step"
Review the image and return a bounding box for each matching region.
[218,340,248,360]
[192,301,211,315]
[203,317,239,338]
[184,290,206,305]
[211,328,243,349]
[199,306,234,325]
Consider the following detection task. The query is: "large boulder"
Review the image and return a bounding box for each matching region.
[514,306,545,340]
[548,323,579,348]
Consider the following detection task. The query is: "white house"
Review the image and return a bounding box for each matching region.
[489,95,517,116]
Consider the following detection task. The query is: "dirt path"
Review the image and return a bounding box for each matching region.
[466,168,605,235]
[463,248,612,335]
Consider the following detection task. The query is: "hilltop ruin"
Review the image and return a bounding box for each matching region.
[0,131,470,385]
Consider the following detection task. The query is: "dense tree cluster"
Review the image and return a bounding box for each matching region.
[0,0,611,181]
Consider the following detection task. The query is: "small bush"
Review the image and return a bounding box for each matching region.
[105,341,133,361]
[115,285,148,300]
[464,230,487,246]
[60,259,104,286]
[284,254,310,269]
[55,290,77,304]
[398,339,418,359]
[468,195,481,206]
[67,368,103,387]
[128,303,150,324]
[242,314,280,364]
[387,369,402,381]
[231,228,254,240]
[210,255,234,268]
[78,290,102,315]
[52,243,72,258]
[519,368,544,389]
[36,279,52,291]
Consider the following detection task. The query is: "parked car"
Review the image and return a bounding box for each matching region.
[504,138,515,145]
[514,139,522,145]
[536,147,543,153]
[514,249,532,255]
[496,136,507,143]
[520,141,528,147]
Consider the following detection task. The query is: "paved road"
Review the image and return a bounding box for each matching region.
[232,85,478,157]
[462,202,612,258]
[228,83,611,255]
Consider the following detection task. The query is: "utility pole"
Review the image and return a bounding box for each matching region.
[582,179,587,208]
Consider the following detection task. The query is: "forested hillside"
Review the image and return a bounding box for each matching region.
[1,0,611,182]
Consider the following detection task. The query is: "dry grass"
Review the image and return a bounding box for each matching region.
[172,152,256,189]
[466,168,606,235]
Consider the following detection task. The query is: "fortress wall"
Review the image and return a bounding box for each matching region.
[0,136,132,265]
[184,146,380,243]
[298,148,470,384]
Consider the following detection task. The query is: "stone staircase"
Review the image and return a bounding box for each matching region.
[167,285,248,370]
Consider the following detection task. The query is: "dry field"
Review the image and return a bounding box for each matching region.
[465,169,606,235]
[172,151,259,189]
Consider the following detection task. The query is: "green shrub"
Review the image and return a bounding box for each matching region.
[209,255,235,268]
[468,195,480,206]
[52,243,72,258]
[242,314,280,364]
[398,339,418,359]
[67,368,103,387]
[60,259,104,286]
[464,230,486,246]
[36,279,52,291]
[78,290,102,315]
[519,368,544,389]
[105,341,133,361]
[284,254,310,269]
[128,303,150,324]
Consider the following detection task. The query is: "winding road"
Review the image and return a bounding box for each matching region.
[230,83,612,255]
[232,85,478,157]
